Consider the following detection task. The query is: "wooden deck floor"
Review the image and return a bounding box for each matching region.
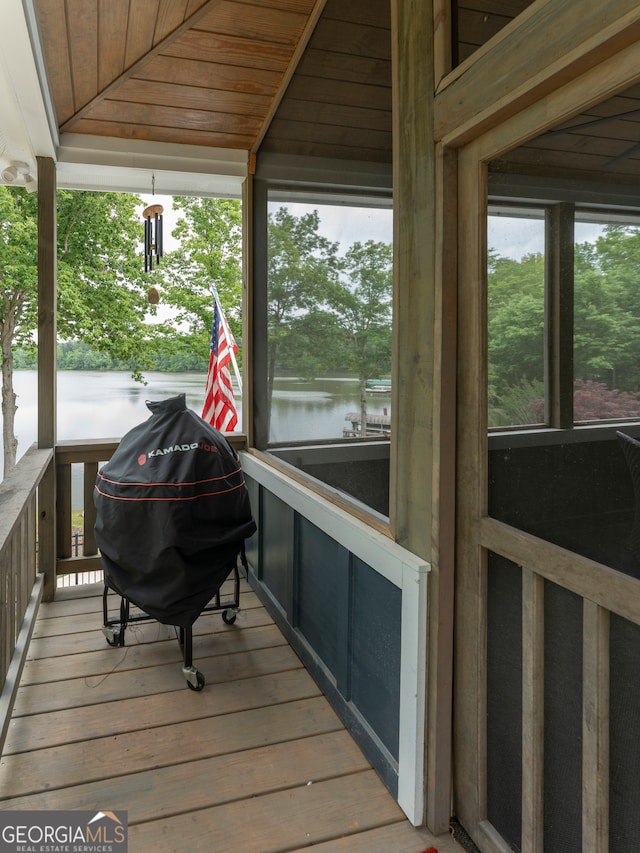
[0,581,459,853]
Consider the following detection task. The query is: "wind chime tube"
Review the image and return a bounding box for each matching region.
[155,210,162,264]
[144,217,150,272]
[142,203,164,271]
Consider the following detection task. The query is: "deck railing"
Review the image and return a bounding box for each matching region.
[0,444,51,747]
[55,438,119,579]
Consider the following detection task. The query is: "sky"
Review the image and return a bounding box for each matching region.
[489,213,607,260]
[141,194,607,270]
[139,194,394,257]
[279,201,393,251]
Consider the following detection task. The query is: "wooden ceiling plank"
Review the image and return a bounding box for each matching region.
[66,0,98,112]
[35,0,75,124]
[308,19,390,61]
[458,0,534,16]
[91,99,263,134]
[154,0,191,44]
[60,0,225,133]
[297,48,390,87]
[241,0,316,12]
[197,1,309,46]
[165,30,293,72]
[125,0,161,68]
[321,0,390,29]
[285,75,392,113]
[98,0,129,91]
[276,99,390,132]
[135,55,282,95]
[494,146,640,178]
[520,128,640,156]
[260,136,390,163]
[543,108,640,139]
[457,7,513,48]
[69,118,254,149]
[267,117,391,151]
[185,0,215,13]
[118,78,272,114]
[252,0,328,154]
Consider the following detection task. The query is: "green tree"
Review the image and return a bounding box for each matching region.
[0,188,38,472]
[487,226,640,426]
[582,225,640,390]
[326,240,393,435]
[267,207,339,422]
[157,197,242,363]
[488,250,545,401]
[0,186,154,477]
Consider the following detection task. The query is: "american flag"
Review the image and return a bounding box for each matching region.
[201,300,238,431]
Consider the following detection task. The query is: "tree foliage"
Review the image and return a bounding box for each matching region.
[489,224,640,426]
[267,208,392,436]
[0,186,154,476]
[0,189,39,471]
[266,207,340,418]
[155,197,242,360]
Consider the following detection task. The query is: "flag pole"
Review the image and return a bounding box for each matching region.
[211,284,242,393]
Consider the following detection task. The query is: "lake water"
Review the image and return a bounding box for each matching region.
[6,371,391,501]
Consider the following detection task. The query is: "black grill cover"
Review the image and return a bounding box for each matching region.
[94,394,256,627]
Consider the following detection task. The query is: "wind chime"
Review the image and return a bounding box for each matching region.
[143,175,163,273]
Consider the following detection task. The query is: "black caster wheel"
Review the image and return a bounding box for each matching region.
[222,609,237,625]
[187,671,205,691]
[102,626,123,647]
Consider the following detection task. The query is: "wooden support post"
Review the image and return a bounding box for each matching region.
[83,461,98,555]
[521,567,545,853]
[392,0,454,834]
[545,203,574,429]
[582,600,610,853]
[36,156,57,601]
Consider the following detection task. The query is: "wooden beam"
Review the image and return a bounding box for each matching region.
[390,0,435,556]
[435,0,640,147]
[545,203,574,429]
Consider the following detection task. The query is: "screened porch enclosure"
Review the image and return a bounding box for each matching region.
[455,23,640,853]
[5,2,640,853]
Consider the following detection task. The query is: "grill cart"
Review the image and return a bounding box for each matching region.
[94,394,256,690]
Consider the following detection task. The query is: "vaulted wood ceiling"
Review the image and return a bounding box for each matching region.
[34,0,532,167]
[36,0,323,153]
[33,0,640,188]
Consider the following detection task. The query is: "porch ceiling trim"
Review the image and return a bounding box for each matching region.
[0,0,57,180]
[55,134,248,197]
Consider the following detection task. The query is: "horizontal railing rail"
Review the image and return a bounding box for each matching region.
[0,444,52,748]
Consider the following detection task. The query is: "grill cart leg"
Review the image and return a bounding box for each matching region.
[102,584,129,647]
[221,557,242,624]
[218,561,240,625]
[176,625,205,691]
